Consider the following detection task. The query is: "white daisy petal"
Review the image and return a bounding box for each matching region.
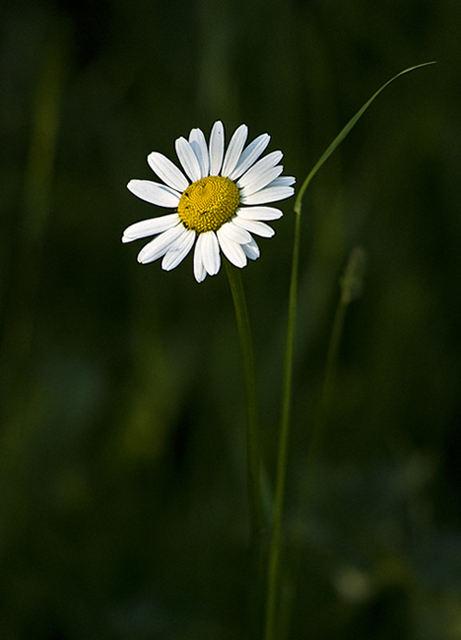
[233,217,275,238]
[122,213,180,243]
[137,225,185,264]
[219,220,252,244]
[199,231,221,275]
[193,241,207,283]
[221,124,248,177]
[237,150,283,187]
[228,133,271,180]
[161,228,196,271]
[242,237,260,260]
[240,185,295,205]
[209,121,224,175]
[147,152,189,192]
[175,137,202,182]
[217,228,248,268]
[239,166,284,198]
[189,128,210,178]
[236,206,283,221]
[127,180,181,208]
[269,175,296,187]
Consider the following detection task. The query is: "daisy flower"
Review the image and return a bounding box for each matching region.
[122,121,295,283]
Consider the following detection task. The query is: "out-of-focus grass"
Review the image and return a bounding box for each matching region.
[1,0,461,638]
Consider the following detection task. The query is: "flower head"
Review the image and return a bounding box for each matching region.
[122,121,295,282]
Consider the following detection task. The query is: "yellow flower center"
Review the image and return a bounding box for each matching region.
[177,176,240,233]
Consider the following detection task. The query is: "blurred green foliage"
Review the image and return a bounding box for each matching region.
[1,0,461,638]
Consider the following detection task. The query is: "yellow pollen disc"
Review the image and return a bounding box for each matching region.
[177,176,240,233]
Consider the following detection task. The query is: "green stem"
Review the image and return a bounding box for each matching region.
[225,261,264,544]
[305,247,367,500]
[263,63,434,639]
[284,248,366,640]
[313,246,367,459]
[303,281,348,504]
[264,207,302,640]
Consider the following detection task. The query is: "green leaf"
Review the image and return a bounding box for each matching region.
[294,61,437,215]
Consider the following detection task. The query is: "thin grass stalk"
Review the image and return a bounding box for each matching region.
[264,207,302,640]
[305,246,367,512]
[263,62,435,640]
[225,261,264,543]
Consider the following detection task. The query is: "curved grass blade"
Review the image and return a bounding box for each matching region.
[294,61,437,215]
[264,60,437,640]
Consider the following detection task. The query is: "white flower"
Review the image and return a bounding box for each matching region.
[122,121,295,282]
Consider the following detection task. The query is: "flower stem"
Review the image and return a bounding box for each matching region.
[304,247,367,512]
[225,261,264,545]
[264,207,302,640]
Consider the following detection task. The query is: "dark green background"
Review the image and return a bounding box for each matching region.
[1,0,461,638]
